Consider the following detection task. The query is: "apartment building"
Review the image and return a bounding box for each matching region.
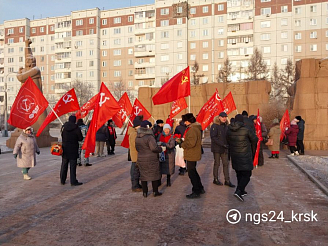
[1,0,328,115]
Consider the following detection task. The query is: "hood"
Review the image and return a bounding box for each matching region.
[188,122,202,131]
[228,121,244,132]
[21,131,34,138]
[128,126,137,135]
[137,127,154,138]
[63,121,78,132]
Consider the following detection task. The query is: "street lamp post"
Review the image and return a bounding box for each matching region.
[2,72,17,137]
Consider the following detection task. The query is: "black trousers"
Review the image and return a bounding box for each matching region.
[235,170,252,193]
[187,161,204,195]
[141,180,159,193]
[107,142,115,154]
[289,146,297,153]
[296,140,304,154]
[60,158,78,185]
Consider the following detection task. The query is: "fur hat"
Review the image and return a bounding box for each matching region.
[140,120,152,128]
[235,114,244,123]
[182,113,196,123]
[133,118,142,127]
[295,116,302,121]
[156,119,164,124]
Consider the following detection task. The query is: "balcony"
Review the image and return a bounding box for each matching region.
[134,73,155,80]
[134,50,155,58]
[134,27,155,35]
[134,62,154,68]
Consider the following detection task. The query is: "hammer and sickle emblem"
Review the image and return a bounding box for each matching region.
[215,93,222,102]
[62,94,74,104]
[21,98,35,112]
[99,93,110,107]
[181,76,189,84]
[134,106,142,116]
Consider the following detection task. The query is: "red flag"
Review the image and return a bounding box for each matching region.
[82,83,120,157]
[8,77,48,129]
[280,109,290,141]
[36,88,80,136]
[170,97,187,119]
[222,92,237,115]
[152,66,190,105]
[196,90,224,130]
[253,109,262,167]
[121,99,151,148]
[112,92,133,128]
[76,94,98,119]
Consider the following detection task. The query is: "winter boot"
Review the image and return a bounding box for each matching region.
[269,154,275,158]
[23,174,32,180]
[275,154,279,158]
[167,175,171,187]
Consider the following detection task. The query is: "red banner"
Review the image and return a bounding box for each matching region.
[75,94,98,119]
[36,88,80,136]
[152,66,190,105]
[222,92,237,115]
[196,90,224,130]
[8,77,48,129]
[280,109,290,141]
[82,83,120,157]
[170,97,187,119]
[253,109,262,167]
[112,92,133,128]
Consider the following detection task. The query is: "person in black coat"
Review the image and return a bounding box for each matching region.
[60,115,83,186]
[174,120,187,175]
[210,112,235,187]
[295,116,305,155]
[106,119,117,155]
[153,119,164,142]
[242,110,255,133]
[227,114,258,202]
[96,124,109,157]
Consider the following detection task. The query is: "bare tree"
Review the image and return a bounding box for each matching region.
[70,80,95,106]
[191,60,204,85]
[217,57,232,83]
[246,47,269,81]
[109,78,126,101]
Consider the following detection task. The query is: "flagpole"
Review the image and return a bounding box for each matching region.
[189,96,191,113]
[123,111,133,126]
[151,116,156,123]
[48,104,64,125]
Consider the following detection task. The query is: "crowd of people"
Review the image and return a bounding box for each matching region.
[12,110,305,202]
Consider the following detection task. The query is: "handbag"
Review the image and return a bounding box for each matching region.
[265,138,274,146]
[159,151,166,162]
[50,143,63,156]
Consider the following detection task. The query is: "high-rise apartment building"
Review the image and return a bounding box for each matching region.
[1,0,328,115]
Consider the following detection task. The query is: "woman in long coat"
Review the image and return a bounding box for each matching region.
[285,119,299,155]
[159,124,176,187]
[13,126,40,180]
[267,119,281,158]
[135,120,163,198]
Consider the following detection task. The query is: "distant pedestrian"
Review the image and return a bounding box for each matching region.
[267,119,281,158]
[295,116,305,155]
[153,119,164,142]
[60,115,83,186]
[106,119,117,155]
[136,120,163,198]
[180,113,204,199]
[242,110,255,133]
[77,119,92,166]
[159,124,176,187]
[285,119,299,156]
[227,114,258,202]
[210,112,235,187]
[95,124,109,157]
[13,126,40,180]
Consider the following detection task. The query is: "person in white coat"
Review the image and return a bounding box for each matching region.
[13,126,40,180]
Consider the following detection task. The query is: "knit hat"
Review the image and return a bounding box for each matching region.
[140,120,152,128]
[295,116,302,121]
[163,124,171,130]
[156,119,164,124]
[182,113,196,123]
[235,114,244,123]
[133,118,142,127]
[242,110,248,116]
[69,115,76,123]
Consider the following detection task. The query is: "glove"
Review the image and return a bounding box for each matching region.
[14,154,18,159]
[36,151,40,155]
[161,146,166,152]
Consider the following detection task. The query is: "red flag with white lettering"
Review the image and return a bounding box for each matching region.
[76,94,98,119]
[253,109,262,167]
[8,77,48,129]
[112,92,133,128]
[169,97,187,119]
[280,109,290,141]
[196,90,224,130]
[222,92,237,115]
[36,88,80,136]
[82,83,120,157]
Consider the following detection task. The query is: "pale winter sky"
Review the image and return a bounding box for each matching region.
[0,0,155,24]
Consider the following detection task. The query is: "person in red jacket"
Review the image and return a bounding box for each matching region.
[285,119,299,156]
[106,119,117,155]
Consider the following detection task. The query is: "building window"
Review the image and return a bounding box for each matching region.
[281,32,288,39]
[219,51,224,58]
[177,41,183,48]
[128,81,133,87]
[263,46,271,54]
[218,40,224,46]
[114,71,121,77]
[177,30,182,36]
[102,50,107,56]
[76,51,82,57]
[310,5,317,13]
[89,18,94,24]
[128,48,133,54]
[76,30,83,36]
[89,61,94,67]
[281,44,288,52]
[261,33,270,41]
[281,58,287,65]
[161,55,169,62]
[114,28,121,34]
[89,29,94,35]
[89,50,94,56]
[178,53,183,60]
[160,20,169,26]
[310,19,317,26]
[310,44,317,51]
[177,18,183,25]
[76,19,83,26]
[295,7,301,14]
[203,41,209,48]
[102,72,107,77]
[161,43,169,50]
[203,6,209,13]
[295,45,302,52]
[31,28,36,33]
[203,53,208,60]
[310,31,317,39]
[190,43,196,49]
[113,49,121,56]
[128,16,133,22]
[281,6,288,13]
[261,8,271,16]
[295,20,301,27]
[295,33,301,39]
[218,16,224,23]
[128,26,133,33]
[190,54,196,60]
[203,29,209,36]
[218,29,224,35]
[114,39,121,45]
[191,19,196,25]
[177,6,183,13]
[218,4,224,11]
[114,60,121,66]
[161,8,169,15]
[281,19,288,26]
[190,7,196,14]
[89,71,94,77]
[161,31,169,38]
[203,65,208,71]
[114,17,121,24]
[19,27,23,33]
[261,0,271,2]
[203,18,208,25]
[102,19,107,25]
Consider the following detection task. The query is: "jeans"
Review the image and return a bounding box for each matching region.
[130,162,141,189]
[187,161,204,195]
[60,158,78,185]
[213,152,230,182]
[235,170,252,193]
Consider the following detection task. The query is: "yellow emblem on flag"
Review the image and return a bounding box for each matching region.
[181,70,189,84]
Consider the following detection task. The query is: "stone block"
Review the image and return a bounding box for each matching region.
[316,108,328,123]
[299,59,316,78]
[296,78,315,94]
[294,94,315,110]
[317,93,328,108]
[316,78,328,93]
